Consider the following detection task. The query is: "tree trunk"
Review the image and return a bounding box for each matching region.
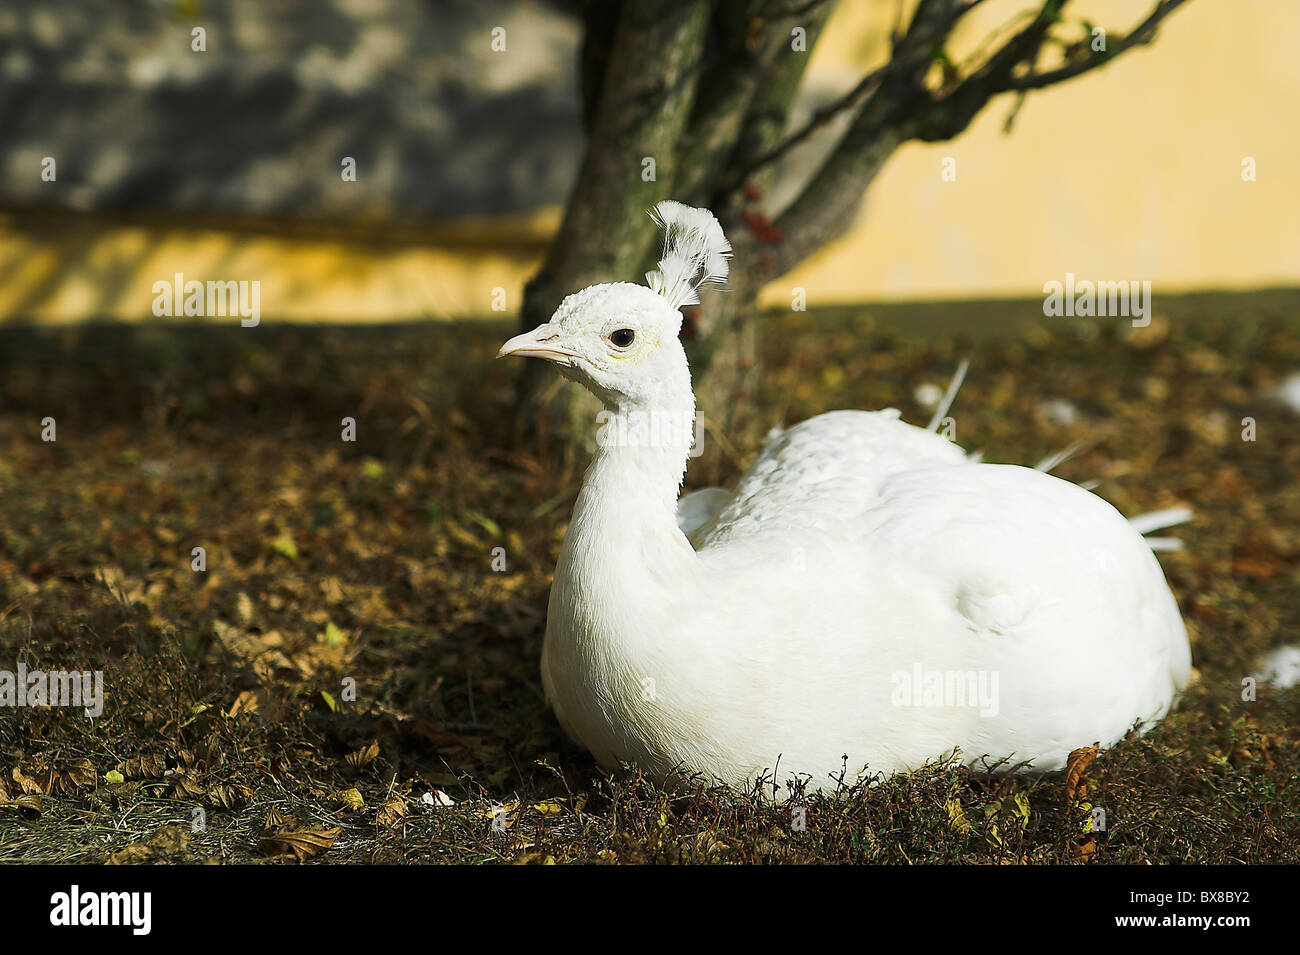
[513,0,711,454]
[683,263,758,440]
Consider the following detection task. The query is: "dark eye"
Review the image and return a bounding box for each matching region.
[609,328,635,348]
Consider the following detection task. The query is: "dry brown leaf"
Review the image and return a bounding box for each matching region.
[0,782,43,820]
[346,740,380,770]
[167,768,206,799]
[28,764,58,795]
[207,783,253,810]
[946,798,973,834]
[106,825,193,865]
[376,797,408,828]
[328,788,366,811]
[1064,744,1099,803]
[117,754,166,780]
[690,831,731,859]
[258,825,341,861]
[1,794,44,820]
[228,689,262,716]
[235,591,255,625]
[1073,836,1097,863]
[11,766,45,795]
[64,758,96,790]
[19,759,96,796]
[320,576,345,604]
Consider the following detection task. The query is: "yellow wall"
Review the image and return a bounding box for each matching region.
[0,211,557,324]
[2,0,1294,324]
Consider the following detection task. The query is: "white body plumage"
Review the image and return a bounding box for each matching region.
[501,202,1191,794]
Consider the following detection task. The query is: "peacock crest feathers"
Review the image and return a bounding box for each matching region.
[644,200,732,311]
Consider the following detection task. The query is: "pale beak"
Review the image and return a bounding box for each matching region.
[496,324,579,363]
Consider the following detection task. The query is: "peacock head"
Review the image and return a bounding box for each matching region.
[498,201,731,410]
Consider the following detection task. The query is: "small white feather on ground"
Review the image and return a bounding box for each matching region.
[1269,372,1300,413]
[1038,398,1079,426]
[913,382,944,409]
[1256,645,1300,690]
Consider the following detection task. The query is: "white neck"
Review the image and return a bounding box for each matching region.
[543,397,703,766]
[575,399,695,540]
[557,385,701,623]
[540,353,720,771]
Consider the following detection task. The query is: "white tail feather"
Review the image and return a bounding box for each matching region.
[1143,537,1184,552]
[1034,440,1085,474]
[1256,645,1300,690]
[1128,506,1193,535]
[926,359,969,433]
[645,200,731,310]
[1129,506,1193,553]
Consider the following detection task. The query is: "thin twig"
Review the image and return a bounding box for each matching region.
[762,0,834,19]
[1004,0,1188,90]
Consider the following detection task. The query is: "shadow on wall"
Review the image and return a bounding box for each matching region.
[0,0,582,221]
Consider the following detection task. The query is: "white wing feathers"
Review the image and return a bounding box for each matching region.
[645,200,732,310]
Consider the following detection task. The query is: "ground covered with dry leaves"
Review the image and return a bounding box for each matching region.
[1,291,1298,864]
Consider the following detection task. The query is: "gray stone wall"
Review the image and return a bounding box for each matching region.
[0,0,583,220]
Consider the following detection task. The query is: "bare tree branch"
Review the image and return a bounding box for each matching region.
[1004,0,1188,90]
[728,0,985,187]
[909,0,1065,141]
[749,0,979,276]
[913,0,1188,140]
